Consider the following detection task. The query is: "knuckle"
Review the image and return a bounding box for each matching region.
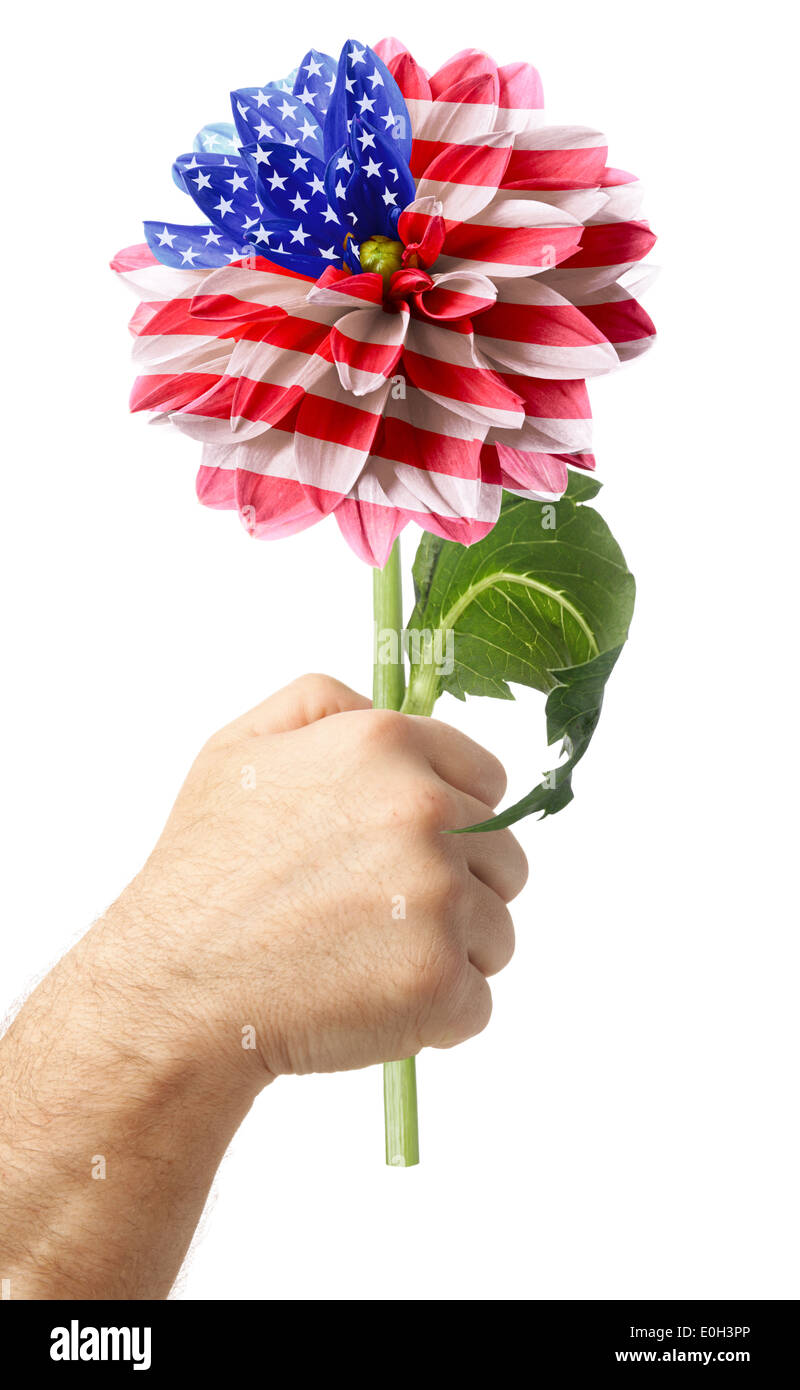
[423,854,466,910]
[357,708,409,751]
[402,776,453,831]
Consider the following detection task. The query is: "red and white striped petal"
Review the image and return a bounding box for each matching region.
[413,269,497,322]
[197,436,322,541]
[502,126,608,190]
[494,444,570,499]
[438,197,584,278]
[306,268,385,310]
[402,319,525,429]
[497,62,545,134]
[415,129,514,224]
[292,365,391,514]
[111,243,212,301]
[475,278,619,379]
[330,305,409,395]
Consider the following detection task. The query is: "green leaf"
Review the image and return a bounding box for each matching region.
[403,474,635,830]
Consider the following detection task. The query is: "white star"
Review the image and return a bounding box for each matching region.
[326,74,337,93]
[357,129,376,150]
[368,69,385,89]
[382,108,397,130]
[255,119,274,139]
[322,204,340,223]
[254,89,270,107]
[308,173,326,196]
[204,132,220,150]
[241,214,258,230]
[184,156,198,169]
[304,56,323,78]
[320,246,338,260]
[334,180,347,199]
[336,151,353,172]
[356,93,376,114]
[291,192,309,212]
[344,75,355,93]
[237,102,249,119]
[254,224,271,243]
[215,196,234,217]
[268,170,287,191]
[180,245,198,265]
[192,171,212,190]
[203,228,222,245]
[290,223,310,244]
[349,44,366,65]
[382,188,398,205]
[364,157,382,178]
[253,146,272,165]
[291,151,310,171]
[283,134,299,148]
[227,171,248,192]
[296,85,316,106]
[298,117,317,142]
[157,226,175,247]
[278,98,297,120]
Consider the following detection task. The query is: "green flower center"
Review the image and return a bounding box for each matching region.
[359,235,404,285]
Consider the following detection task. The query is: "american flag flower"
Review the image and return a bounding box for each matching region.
[113,35,655,566]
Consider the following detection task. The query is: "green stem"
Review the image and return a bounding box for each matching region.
[373,540,420,1168]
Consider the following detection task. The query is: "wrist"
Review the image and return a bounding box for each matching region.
[86,881,274,1104]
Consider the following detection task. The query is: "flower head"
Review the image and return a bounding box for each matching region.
[113,38,655,564]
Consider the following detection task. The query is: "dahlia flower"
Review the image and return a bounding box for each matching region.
[112,36,655,566]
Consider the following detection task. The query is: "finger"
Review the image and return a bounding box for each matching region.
[431,966,493,1049]
[448,791,529,902]
[463,880,516,977]
[404,715,507,808]
[234,674,371,737]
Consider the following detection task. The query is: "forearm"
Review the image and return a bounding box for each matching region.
[0,897,264,1300]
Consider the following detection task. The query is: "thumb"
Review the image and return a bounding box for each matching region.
[236,673,372,737]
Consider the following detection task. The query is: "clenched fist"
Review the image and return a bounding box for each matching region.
[110,673,528,1083]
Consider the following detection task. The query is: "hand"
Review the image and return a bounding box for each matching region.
[107,673,528,1086]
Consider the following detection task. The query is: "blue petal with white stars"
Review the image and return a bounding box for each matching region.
[231,85,325,161]
[143,221,242,269]
[292,49,338,120]
[193,122,239,157]
[323,40,412,166]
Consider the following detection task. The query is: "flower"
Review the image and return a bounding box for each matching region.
[113,38,655,565]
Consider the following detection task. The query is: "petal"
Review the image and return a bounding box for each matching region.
[324,39,412,165]
[407,71,501,158]
[415,129,514,224]
[397,196,446,268]
[403,319,525,429]
[143,221,242,270]
[497,62,545,134]
[111,243,212,299]
[494,444,569,499]
[331,305,409,394]
[307,267,385,308]
[474,278,619,379]
[429,49,498,98]
[414,269,497,323]
[293,366,391,513]
[502,126,608,190]
[333,497,410,567]
[438,196,584,278]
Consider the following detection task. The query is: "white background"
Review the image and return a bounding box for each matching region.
[1,0,797,1300]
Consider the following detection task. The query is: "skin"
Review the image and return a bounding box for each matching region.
[0,674,528,1300]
